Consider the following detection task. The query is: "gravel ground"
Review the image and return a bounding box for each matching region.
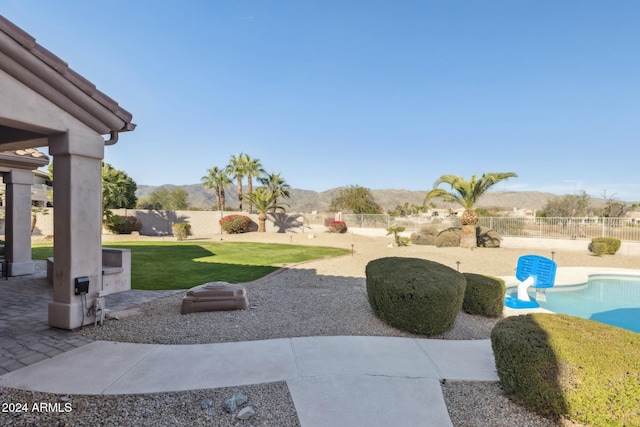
[5,232,638,426]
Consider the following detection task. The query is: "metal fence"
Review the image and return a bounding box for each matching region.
[305,213,640,242]
[477,217,640,242]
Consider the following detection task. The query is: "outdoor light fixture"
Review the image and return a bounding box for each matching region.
[74,276,89,295]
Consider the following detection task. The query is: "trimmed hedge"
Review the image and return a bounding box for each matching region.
[462,273,505,317]
[435,227,461,247]
[491,314,640,426]
[103,215,142,234]
[328,220,348,233]
[366,257,466,336]
[220,215,252,234]
[410,225,439,245]
[589,237,621,256]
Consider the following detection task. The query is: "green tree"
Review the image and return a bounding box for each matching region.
[101,162,137,217]
[424,172,517,248]
[244,155,265,213]
[137,187,189,210]
[168,188,189,210]
[328,185,382,214]
[388,202,424,217]
[538,191,591,217]
[202,166,231,211]
[258,172,291,213]
[227,152,250,211]
[246,187,288,232]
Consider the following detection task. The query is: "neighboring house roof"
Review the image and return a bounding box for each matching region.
[0,148,49,171]
[0,15,135,137]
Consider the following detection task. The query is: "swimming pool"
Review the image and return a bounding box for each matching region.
[507,275,640,333]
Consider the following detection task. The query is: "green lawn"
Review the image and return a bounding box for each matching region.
[32,241,349,290]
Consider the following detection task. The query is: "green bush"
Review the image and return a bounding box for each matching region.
[476,226,501,248]
[589,237,621,255]
[171,222,192,240]
[103,215,142,234]
[435,227,461,247]
[410,225,438,245]
[590,241,608,256]
[366,257,466,336]
[220,215,252,234]
[328,220,348,233]
[462,273,505,317]
[491,314,640,426]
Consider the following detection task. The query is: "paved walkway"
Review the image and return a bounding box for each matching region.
[0,336,498,426]
[1,261,499,426]
[0,262,181,375]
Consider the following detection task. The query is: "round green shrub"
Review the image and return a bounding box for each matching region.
[365,257,466,336]
[410,225,438,245]
[590,241,607,256]
[589,237,621,255]
[220,215,252,234]
[172,222,192,240]
[462,273,505,317]
[435,227,461,247]
[103,215,142,234]
[491,314,640,426]
[476,226,501,248]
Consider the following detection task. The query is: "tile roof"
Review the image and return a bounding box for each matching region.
[0,15,135,135]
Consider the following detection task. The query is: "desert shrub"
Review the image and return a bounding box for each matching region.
[491,314,640,426]
[589,237,621,255]
[365,257,466,336]
[387,225,410,246]
[462,273,505,317]
[589,241,608,256]
[435,227,461,247]
[476,226,501,248]
[410,225,438,245]
[327,220,348,233]
[171,222,192,240]
[220,215,252,234]
[103,215,142,234]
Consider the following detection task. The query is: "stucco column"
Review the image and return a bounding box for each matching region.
[4,169,35,276]
[48,130,105,330]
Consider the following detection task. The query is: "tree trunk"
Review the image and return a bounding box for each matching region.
[258,212,266,232]
[460,224,477,248]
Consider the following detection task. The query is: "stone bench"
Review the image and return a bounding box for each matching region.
[46,247,131,295]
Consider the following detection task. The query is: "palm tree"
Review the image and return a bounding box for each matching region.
[201,166,231,211]
[227,153,249,211]
[258,172,291,213]
[244,155,265,213]
[424,172,517,248]
[246,187,289,232]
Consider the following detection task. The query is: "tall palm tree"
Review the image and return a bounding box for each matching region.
[424,172,517,248]
[201,166,231,211]
[227,153,249,211]
[259,172,291,213]
[246,187,289,232]
[244,155,265,213]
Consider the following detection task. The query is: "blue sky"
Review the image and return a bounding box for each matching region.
[3,1,640,200]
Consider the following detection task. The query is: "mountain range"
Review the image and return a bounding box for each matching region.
[136,184,616,213]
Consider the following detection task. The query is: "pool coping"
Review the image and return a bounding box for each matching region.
[500,267,640,317]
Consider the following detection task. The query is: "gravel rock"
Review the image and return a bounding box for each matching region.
[8,232,618,426]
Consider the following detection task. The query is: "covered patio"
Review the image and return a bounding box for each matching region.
[0,15,135,329]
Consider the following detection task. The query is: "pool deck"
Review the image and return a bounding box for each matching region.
[500,266,640,316]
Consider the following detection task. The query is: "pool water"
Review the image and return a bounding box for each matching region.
[508,275,640,333]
